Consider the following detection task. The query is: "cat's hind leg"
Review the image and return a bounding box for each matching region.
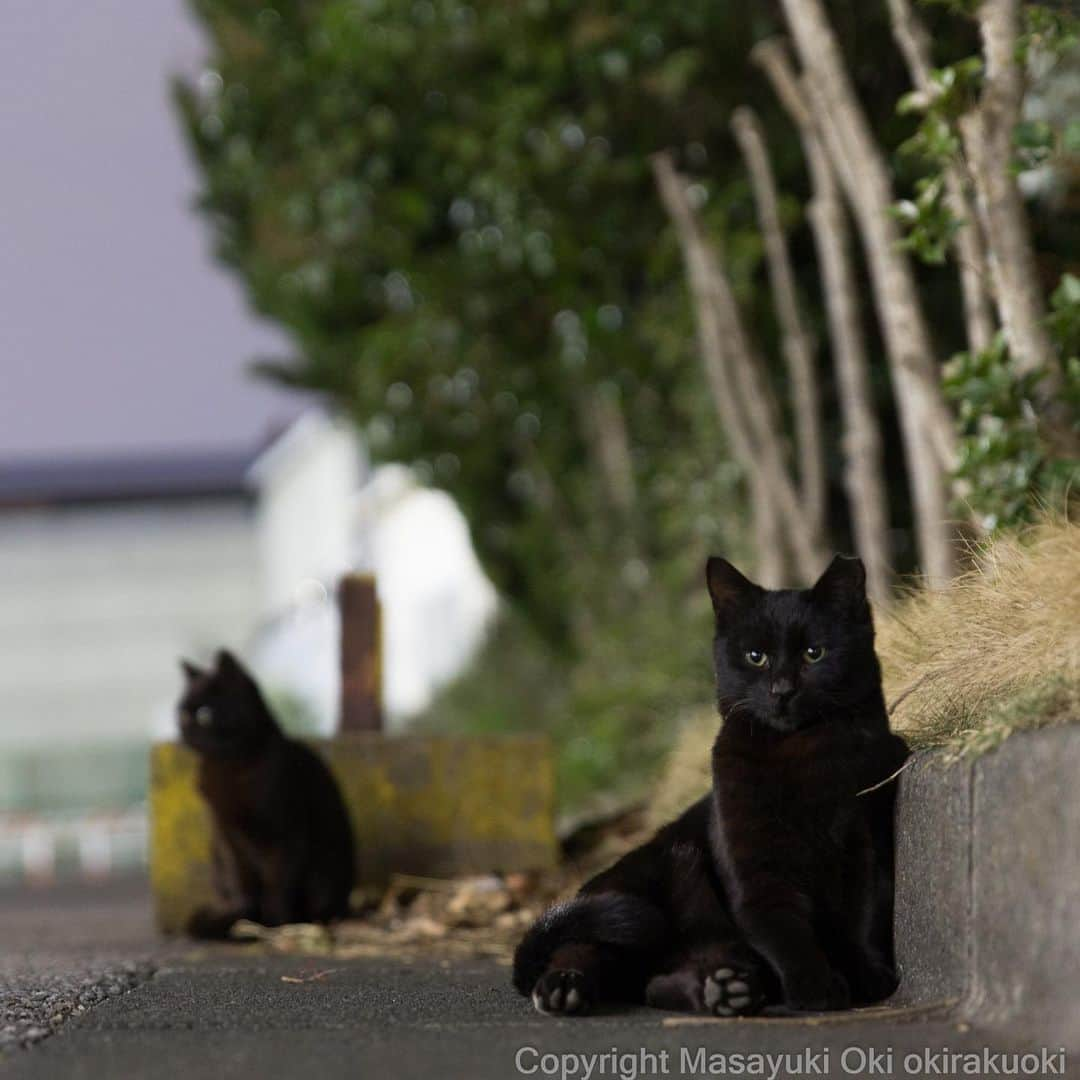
[645,941,770,1017]
[530,943,633,1016]
[186,837,259,939]
[514,892,667,1016]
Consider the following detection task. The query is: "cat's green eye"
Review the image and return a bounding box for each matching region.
[745,649,768,668]
[803,645,827,664]
[195,706,213,726]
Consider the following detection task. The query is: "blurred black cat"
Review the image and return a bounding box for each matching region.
[177,650,355,939]
[513,555,909,1016]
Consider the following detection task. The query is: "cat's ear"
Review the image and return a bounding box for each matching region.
[811,555,869,619]
[180,659,204,682]
[214,649,244,678]
[706,557,760,619]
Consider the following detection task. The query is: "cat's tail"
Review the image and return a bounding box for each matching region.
[511,891,668,996]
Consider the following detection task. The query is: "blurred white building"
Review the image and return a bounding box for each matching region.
[248,446,498,731]
[0,411,497,832]
[243,413,498,736]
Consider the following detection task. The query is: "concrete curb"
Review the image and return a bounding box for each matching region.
[893,724,1080,1045]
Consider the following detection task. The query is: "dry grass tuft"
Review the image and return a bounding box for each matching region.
[879,516,1080,755]
[647,517,1080,825]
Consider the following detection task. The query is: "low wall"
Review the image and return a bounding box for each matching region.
[149,733,558,933]
[893,725,1080,1045]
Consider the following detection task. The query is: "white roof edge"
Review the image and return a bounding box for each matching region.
[245,408,335,488]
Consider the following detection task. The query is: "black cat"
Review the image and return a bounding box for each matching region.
[177,650,355,939]
[513,555,909,1016]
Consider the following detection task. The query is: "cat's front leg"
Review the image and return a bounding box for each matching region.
[713,796,848,1011]
[832,826,899,1004]
[839,944,897,1004]
[185,828,260,938]
[258,847,308,926]
[734,901,850,1011]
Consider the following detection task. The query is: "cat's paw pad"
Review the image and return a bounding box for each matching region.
[702,966,765,1018]
[531,969,591,1016]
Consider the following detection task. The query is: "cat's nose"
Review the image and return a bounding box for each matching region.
[769,676,795,700]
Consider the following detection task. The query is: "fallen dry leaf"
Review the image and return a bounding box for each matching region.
[280,969,340,984]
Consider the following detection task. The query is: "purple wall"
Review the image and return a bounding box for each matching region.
[0,0,302,462]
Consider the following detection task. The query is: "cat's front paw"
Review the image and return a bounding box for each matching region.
[531,969,592,1016]
[645,963,765,1017]
[702,965,766,1017]
[783,969,850,1012]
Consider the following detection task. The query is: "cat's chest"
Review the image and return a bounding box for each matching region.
[713,753,857,839]
[197,758,277,828]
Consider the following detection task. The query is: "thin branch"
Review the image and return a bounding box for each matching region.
[649,153,784,585]
[731,106,828,539]
[957,0,1075,453]
[753,39,893,608]
[652,152,826,584]
[886,0,997,355]
[966,0,1052,375]
[778,0,957,586]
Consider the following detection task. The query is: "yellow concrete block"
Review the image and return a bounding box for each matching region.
[149,733,558,933]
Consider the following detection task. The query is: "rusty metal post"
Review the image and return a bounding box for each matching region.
[338,573,383,733]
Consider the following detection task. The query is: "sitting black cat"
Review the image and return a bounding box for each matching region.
[513,555,908,1016]
[177,650,355,939]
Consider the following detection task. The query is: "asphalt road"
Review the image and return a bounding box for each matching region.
[0,880,1066,1080]
[0,877,163,1052]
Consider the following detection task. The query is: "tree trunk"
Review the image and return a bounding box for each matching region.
[753,40,893,608]
[885,0,996,355]
[962,0,1054,377]
[957,0,1075,453]
[731,106,828,540]
[779,0,957,586]
[652,151,826,585]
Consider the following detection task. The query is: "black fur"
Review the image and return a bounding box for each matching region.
[177,650,355,939]
[512,892,668,997]
[512,556,909,1016]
